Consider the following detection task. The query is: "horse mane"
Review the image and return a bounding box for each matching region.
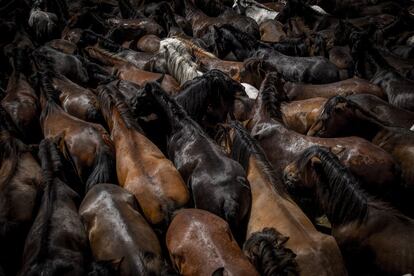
[297,146,397,226]
[229,121,287,196]
[78,30,122,52]
[118,0,145,19]
[319,96,390,128]
[144,81,204,133]
[160,38,201,85]
[176,69,238,122]
[0,131,19,189]
[258,72,288,120]
[34,139,65,264]
[176,36,217,59]
[97,85,144,133]
[218,24,258,50]
[38,70,62,122]
[244,227,299,276]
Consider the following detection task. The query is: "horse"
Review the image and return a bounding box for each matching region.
[284,76,385,100]
[284,146,414,275]
[184,0,259,39]
[307,95,414,191]
[173,69,245,135]
[232,0,279,26]
[133,82,251,241]
[79,184,176,275]
[51,73,103,123]
[19,138,89,276]
[347,93,414,129]
[215,122,346,276]
[1,48,42,144]
[351,33,414,111]
[166,209,259,276]
[176,36,244,81]
[259,19,286,43]
[33,46,89,85]
[37,70,116,193]
[246,73,400,198]
[136,34,160,53]
[96,84,189,227]
[0,105,43,275]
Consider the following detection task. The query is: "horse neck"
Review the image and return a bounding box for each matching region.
[85,47,127,68]
[313,156,368,227]
[185,1,207,24]
[345,105,385,140]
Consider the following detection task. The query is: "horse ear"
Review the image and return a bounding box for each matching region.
[310,156,322,170]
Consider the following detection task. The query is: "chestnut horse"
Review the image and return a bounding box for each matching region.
[80,184,176,275]
[285,146,414,275]
[216,122,346,276]
[97,84,189,226]
[37,71,116,192]
[0,106,43,275]
[246,73,400,198]
[166,209,259,276]
[133,82,251,241]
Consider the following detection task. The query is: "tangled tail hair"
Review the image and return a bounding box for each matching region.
[243,228,299,276]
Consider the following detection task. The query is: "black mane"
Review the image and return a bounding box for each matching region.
[258,72,288,120]
[298,146,370,226]
[97,85,144,133]
[218,24,259,50]
[230,121,287,196]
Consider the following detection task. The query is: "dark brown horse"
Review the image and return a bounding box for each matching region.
[80,184,176,275]
[133,82,251,241]
[97,85,189,226]
[347,93,414,129]
[0,106,43,275]
[283,76,385,101]
[216,122,346,276]
[19,138,89,276]
[246,73,400,197]
[284,146,414,275]
[51,74,103,123]
[37,71,116,192]
[1,48,42,144]
[308,95,414,190]
[166,209,259,276]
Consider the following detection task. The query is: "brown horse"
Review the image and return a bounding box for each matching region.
[1,48,42,144]
[136,34,161,53]
[80,184,175,275]
[97,85,189,226]
[166,209,259,276]
[0,106,43,275]
[308,96,414,190]
[216,122,346,276]
[37,71,116,192]
[284,146,414,275]
[347,93,414,129]
[246,73,400,197]
[51,74,102,123]
[284,77,386,101]
[259,19,286,43]
[19,138,89,276]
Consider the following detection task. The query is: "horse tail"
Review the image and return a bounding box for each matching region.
[243,228,299,276]
[85,138,116,192]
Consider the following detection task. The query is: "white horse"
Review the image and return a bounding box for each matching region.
[232,0,279,26]
[158,38,202,85]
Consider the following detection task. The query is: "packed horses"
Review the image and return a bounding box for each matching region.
[0,0,413,275]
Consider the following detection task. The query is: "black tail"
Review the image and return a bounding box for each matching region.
[243,228,299,276]
[85,139,116,192]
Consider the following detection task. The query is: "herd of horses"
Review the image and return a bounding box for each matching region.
[0,0,414,275]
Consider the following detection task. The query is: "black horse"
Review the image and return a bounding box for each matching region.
[133,81,252,242]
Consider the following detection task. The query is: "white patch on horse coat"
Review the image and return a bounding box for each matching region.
[407,35,414,46]
[242,83,259,99]
[410,124,414,131]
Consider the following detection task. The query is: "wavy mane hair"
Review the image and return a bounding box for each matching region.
[258,72,289,120]
[295,146,403,226]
